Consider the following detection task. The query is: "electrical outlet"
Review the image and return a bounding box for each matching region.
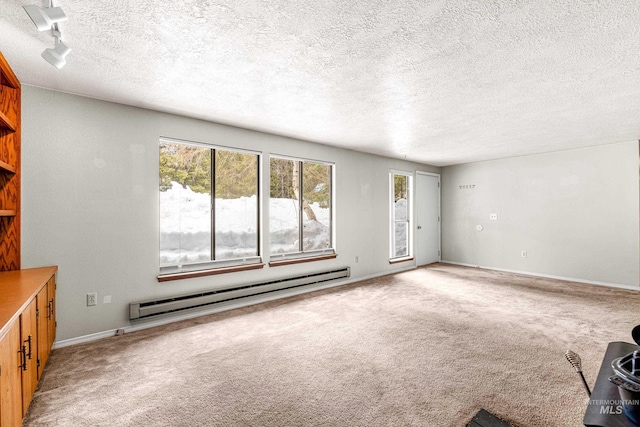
[87,293,97,306]
[521,251,527,258]
[489,213,498,220]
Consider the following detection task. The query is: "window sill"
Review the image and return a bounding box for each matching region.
[269,254,337,267]
[389,257,414,265]
[157,263,265,282]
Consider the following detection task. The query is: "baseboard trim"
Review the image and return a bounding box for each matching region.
[53,329,122,349]
[440,261,639,291]
[52,266,416,349]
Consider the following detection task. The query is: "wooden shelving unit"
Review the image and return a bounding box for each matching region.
[0,51,21,272]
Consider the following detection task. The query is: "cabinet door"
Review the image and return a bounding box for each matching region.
[19,299,37,416]
[47,277,56,349]
[36,286,48,380]
[0,320,22,427]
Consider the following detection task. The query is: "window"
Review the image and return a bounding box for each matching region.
[390,171,413,260]
[159,138,260,275]
[270,156,334,261]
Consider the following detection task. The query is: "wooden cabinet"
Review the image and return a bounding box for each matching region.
[0,320,21,427]
[0,267,57,427]
[0,52,21,272]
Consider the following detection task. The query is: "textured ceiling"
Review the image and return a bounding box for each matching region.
[2,0,640,166]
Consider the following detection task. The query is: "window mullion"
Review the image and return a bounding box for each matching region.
[329,167,333,248]
[211,148,216,261]
[256,155,261,256]
[298,161,304,252]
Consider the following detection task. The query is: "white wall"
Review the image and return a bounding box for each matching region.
[21,85,439,342]
[441,141,639,287]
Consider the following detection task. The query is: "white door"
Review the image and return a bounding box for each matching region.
[416,172,440,266]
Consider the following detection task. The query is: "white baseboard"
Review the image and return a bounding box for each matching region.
[440,260,639,291]
[52,329,123,349]
[52,266,416,350]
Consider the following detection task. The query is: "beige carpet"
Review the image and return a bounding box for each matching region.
[23,264,640,426]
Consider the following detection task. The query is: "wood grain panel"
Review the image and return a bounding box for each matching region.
[0,51,20,271]
[0,130,18,168]
[0,128,7,167]
[36,286,48,380]
[0,169,17,210]
[20,299,37,416]
[0,217,19,271]
[0,160,15,174]
[0,53,20,89]
[0,85,18,133]
[0,320,22,427]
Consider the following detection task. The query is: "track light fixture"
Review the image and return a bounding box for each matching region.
[23,2,71,69]
[42,36,71,69]
[23,4,67,32]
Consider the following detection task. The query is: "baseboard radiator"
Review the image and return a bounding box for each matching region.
[129,267,350,321]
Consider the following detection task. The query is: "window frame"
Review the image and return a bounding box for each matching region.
[268,154,336,264]
[389,170,414,262]
[158,137,262,279]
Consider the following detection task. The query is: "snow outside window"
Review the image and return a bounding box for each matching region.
[159,138,260,274]
[270,156,334,260]
[390,171,412,259]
